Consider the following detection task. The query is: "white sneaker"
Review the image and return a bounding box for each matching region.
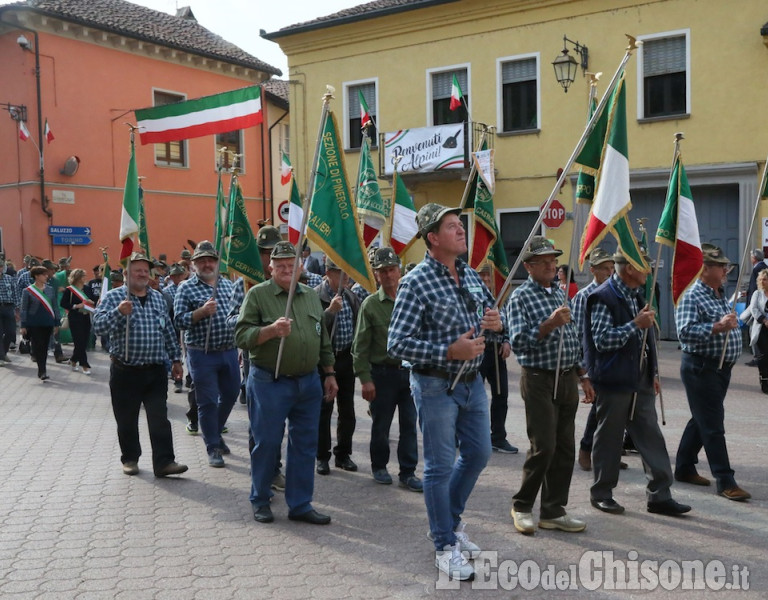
[82,368,92,376]
[435,544,474,581]
[427,523,481,559]
[511,509,535,535]
[539,514,586,532]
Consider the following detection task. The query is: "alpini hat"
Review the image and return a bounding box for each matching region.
[372,247,400,269]
[191,240,219,261]
[416,203,462,238]
[128,252,152,266]
[257,226,282,250]
[169,263,186,276]
[588,247,615,266]
[521,236,562,263]
[271,241,297,260]
[701,243,730,265]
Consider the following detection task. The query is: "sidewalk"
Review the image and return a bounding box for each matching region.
[0,341,765,598]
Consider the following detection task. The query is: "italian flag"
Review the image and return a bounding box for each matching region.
[655,155,702,304]
[287,178,304,246]
[578,74,648,273]
[388,170,418,256]
[135,86,263,145]
[44,119,54,143]
[449,74,463,111]
[359,90,372,129]
[280,151,292,186]
[19,120,30,141]
[120,139,140,263]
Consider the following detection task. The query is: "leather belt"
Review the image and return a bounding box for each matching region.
[413,367,477,383]
[111,357,162,370]
[371,363,408,371]
[682,351,735,370]
[522,366,575,376]
[187,345,234,352]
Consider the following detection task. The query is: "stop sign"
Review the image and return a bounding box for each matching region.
[541,199,566,229]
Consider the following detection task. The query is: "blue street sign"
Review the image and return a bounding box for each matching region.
[48,225,91,236]
[52,235,92,246]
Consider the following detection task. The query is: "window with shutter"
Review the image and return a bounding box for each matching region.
[500,56,538,132]
[347,82,377,149]
[641,33,688,119]
[153,90,188,167]
[431,69,468,125]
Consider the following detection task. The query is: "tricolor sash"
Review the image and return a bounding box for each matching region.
[67,285,95,309]
[27,285,56,319]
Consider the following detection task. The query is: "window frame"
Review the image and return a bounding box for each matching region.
[213,129,245,173]
[497,206,543,282]
[426,63,471,126]
[496,52,540,135]
[636,29,691,122]
[342,78,379,151]
[151,88,189,168]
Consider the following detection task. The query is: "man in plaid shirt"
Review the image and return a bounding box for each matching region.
[506,236,593,537]
[174,241,238,469]
[0,252,19,364]
[388,203,503,582]
[674,243,750,502]
[93,252,187,478]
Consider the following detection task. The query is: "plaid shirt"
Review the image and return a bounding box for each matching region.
[226,277,246,329]
[0,271,18,306]
[93,286,181,365]
[317,280,354,352]
[173,274,235,349]
[388,253,498,374]
[589,274,643,353]
[15,269,31,307]
[303,271,323,288]
[350,282,371,304]
[507,275,581,370]
[676,279,741,364]
[572,279,598,338]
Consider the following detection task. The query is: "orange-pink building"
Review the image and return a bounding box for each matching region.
[0,0,286,268]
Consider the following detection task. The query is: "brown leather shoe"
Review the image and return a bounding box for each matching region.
[675,472,711,486]
[155,462,188,477]
[719,486,751,501]
[578,449,591,471]
[619,461,628,470]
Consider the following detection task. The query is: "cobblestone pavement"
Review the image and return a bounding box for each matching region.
[0,341,765,599]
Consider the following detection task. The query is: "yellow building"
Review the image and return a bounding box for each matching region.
[265,0,768,337]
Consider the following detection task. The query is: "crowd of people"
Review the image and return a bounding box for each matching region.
[0,212,756,582]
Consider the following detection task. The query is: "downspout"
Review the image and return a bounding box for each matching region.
[268,109,289,222]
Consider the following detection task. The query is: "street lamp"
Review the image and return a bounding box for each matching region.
[552,36,589,93]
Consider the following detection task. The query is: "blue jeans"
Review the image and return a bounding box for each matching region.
[248,365,322,516]
[676,353,737,492]
[187,348,240,453]
[369,365,418,478]
[411,373,491,550]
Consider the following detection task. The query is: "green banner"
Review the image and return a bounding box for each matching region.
[226,180,265,284]
[138,185,150,259]
[307,111,376,293]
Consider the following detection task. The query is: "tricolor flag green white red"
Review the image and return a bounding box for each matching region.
[449,74,463,111]
[287,178,304,246]
[280,151,292,186]
[359,90,372,129]
[388,170,418,256]
[120,139,140,263]
[135,86,263,145]
[356,135,386,247]
[577,73,648,273]
[18,120,30,141]
[655,154,702,304]
[468,148,497,271]
[44,119,54,144]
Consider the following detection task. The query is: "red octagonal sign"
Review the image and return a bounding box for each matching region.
[541,199,566,229]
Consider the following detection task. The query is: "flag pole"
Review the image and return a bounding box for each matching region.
[123,124,140,361]
[630,134,683,420]
[451,36,641,392]
[459,126,487,210]
[718,153,768,369]
[553,75,600,400]
[205,151,238,353]
[274,86,335,378]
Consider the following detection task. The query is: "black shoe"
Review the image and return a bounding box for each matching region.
[591,498,625,514]
[54,355,69,364]
[335,457,358,472]
[745,358,759,367]
[253,505,274,523]
[288,509,331,525]
[316,460,330,475]
[647,499,691,516]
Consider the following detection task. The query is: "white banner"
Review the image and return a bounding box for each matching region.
[473,149,495,194]
[383,124,466,175]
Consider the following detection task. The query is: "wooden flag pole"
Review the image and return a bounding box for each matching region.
[718,153,768,369]
[123,124,140,362]
[274,86,335,378]
[450,36,641,392]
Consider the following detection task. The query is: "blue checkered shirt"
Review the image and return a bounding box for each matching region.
[351,282,371,304]
[173,274,235,349]
[676,278,741,364]
[589,274,644,352]
[0,271,18,306]
[93,286,181,365]
[506,275,581,370]
[572,279,598,338]
[226,277,246,329]
[15,269,31,307]
[317,280,354,352]
[163,281,179,301]
[388,253,499,374]
[303,272,323,288]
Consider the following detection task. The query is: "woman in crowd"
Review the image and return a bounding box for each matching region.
[60,268,96,375]
[20,265,61,380]
[748,269,768,393]
[557,265,578,299]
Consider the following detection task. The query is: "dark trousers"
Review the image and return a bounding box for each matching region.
[369,365,418,477]
[676,353,737,492]
[479,344,509,445]
[756,327,768,386]
[69,315,91,368]
[28,326,52,376]
[580,404,598,452]
[109,363,176,472]
[318,347,355,461]
[513,367,579,519]
[0,304,16,358]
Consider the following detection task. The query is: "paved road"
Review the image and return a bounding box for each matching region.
[0,341,765,598]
